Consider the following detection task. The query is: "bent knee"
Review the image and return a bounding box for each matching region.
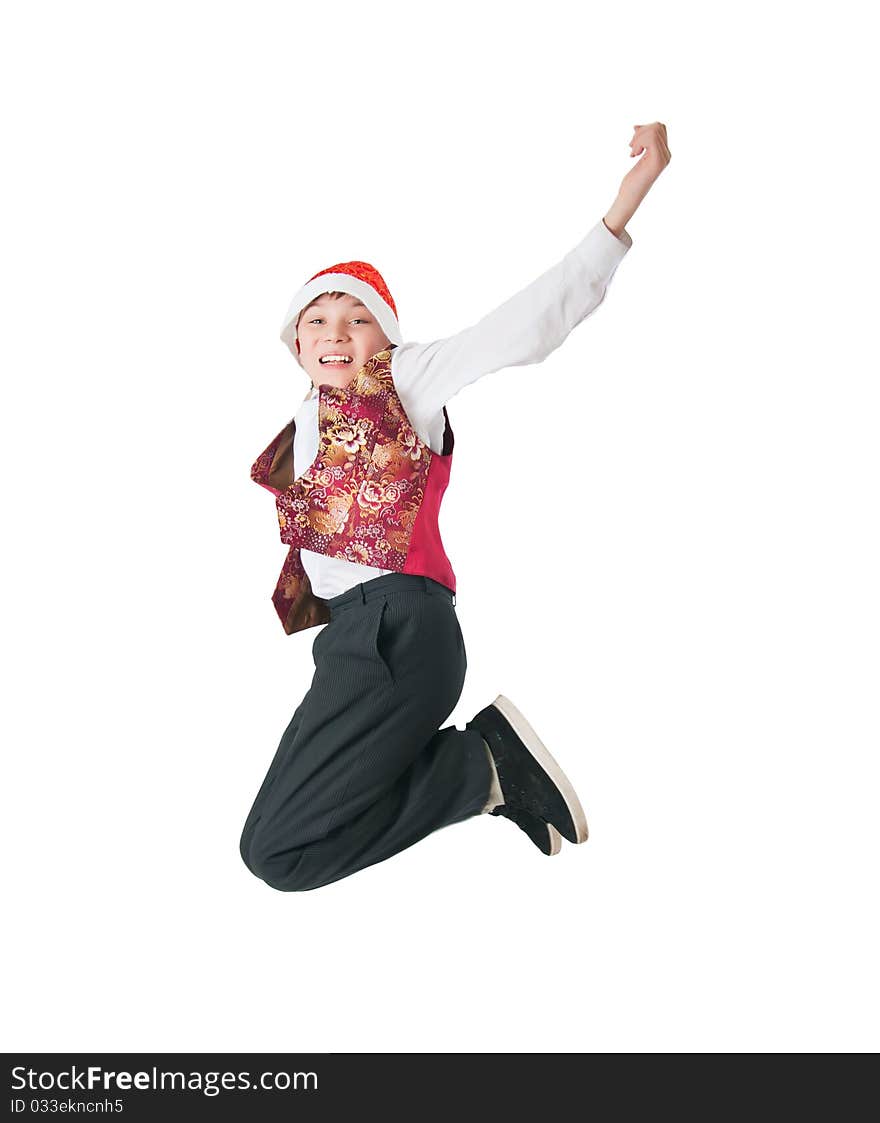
[241,825,319,892]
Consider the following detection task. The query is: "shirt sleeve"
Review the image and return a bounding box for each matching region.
[391,218,633,420]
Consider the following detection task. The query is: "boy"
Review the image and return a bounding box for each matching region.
[241,124,671,890]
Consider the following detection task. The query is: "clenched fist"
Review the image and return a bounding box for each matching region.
[624,122,672,197]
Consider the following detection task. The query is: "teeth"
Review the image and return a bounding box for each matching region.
[320,355,352,364]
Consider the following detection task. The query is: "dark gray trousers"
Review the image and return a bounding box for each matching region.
[239,573,493,892]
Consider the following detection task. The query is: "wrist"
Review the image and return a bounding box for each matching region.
[604,193,636,240]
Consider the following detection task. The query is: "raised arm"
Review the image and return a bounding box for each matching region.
[393,123,670,423]
[392,218,632,420]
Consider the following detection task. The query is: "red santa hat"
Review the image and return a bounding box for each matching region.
[279,260,402,368]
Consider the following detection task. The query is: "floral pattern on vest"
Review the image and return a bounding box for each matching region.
[251,347,456,636]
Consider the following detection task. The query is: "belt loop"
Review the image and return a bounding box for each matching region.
[421,576,429,593]
[359,582,367,604]
[452,591,457,607]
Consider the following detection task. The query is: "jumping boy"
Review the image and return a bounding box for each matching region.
[240,123,671,891]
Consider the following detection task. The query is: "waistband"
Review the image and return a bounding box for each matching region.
[326,573,456,613]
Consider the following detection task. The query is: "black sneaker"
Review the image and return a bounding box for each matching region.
[468,694,588,845]
[491,805,563,856]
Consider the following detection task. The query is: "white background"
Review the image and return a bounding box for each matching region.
[3,0,877,1053]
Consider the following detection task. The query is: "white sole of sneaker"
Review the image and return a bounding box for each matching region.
[492,694,589,844]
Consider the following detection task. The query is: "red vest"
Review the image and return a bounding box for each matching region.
[251,346,457,635]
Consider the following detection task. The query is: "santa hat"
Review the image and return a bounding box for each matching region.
[279,260,402,368]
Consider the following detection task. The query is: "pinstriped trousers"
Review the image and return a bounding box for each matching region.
[239,573,493,892]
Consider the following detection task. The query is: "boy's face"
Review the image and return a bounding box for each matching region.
[296,293,391,390]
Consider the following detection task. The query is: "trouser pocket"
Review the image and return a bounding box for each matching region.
[369,599,396,686]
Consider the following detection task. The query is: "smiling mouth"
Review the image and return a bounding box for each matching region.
[319,356,353,366]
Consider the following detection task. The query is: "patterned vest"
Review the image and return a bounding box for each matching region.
[250,346,457,635]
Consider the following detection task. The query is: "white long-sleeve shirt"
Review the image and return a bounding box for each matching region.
[294,217,633,598]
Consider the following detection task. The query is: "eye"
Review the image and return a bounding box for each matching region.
[306,317,369,325]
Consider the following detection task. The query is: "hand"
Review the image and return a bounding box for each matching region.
[620,122,671,202]
[603,122,671,237]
